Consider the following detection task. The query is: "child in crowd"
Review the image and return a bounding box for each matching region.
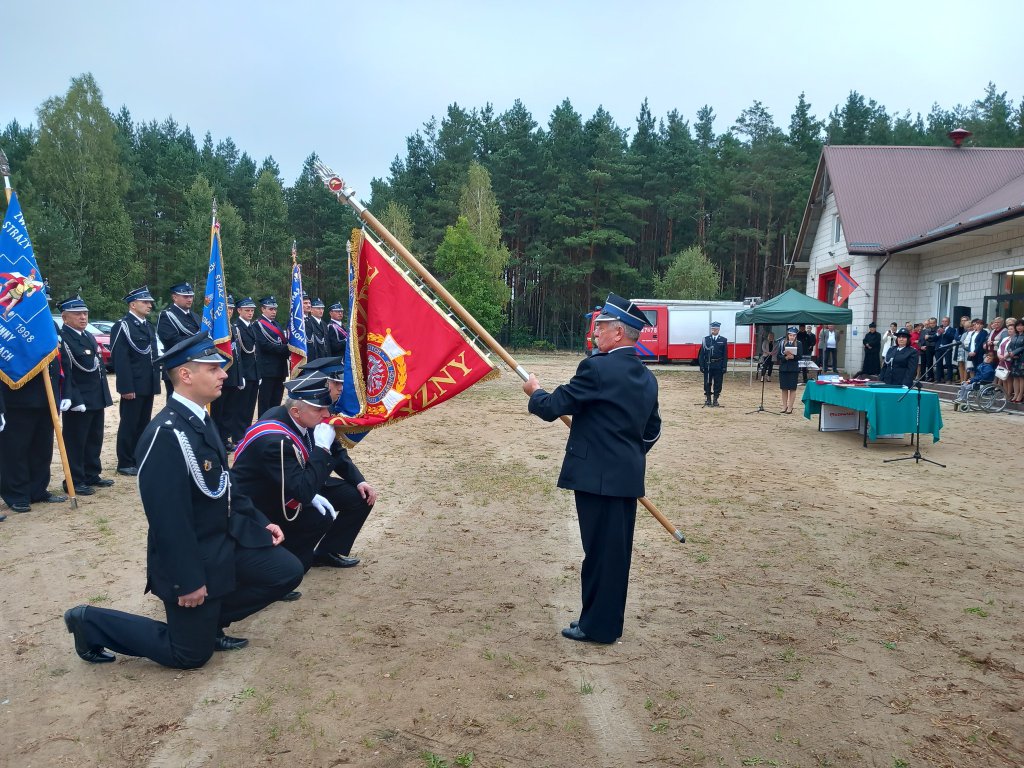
[953,352,996,410]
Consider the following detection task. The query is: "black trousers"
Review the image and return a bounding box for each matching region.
[70,544,302,669]
[934,348,953,382]
[217,382,258,446]
[822,348,838,372]
[273,480,372,570]
[116,395,154,469]
[235,381,259,438]
[574,490,636,643]
[210,386,240,447]
[257,377,284,419]
[63,408,106,485]
[703,368,724,397]
[922,347,936,380]
[0,407,54,506]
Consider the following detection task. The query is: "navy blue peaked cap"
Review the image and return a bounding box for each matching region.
[593,293,651,331]
[59,294,88,312]
[156,331,229,370]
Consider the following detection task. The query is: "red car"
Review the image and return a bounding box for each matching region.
[53,316,113,372]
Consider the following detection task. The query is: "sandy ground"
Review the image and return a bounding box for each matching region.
[1,352,1022,768]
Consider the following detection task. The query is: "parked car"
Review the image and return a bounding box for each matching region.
[52,315,112,372]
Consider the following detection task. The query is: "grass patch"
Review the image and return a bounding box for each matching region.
[964,606,989,618]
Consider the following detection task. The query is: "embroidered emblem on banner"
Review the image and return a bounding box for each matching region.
[365,329,409,416]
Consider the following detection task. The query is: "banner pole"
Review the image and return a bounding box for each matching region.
[0,150,77,509]
[313,162,683,543]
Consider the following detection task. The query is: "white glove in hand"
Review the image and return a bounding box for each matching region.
[310,493,337,519]
[239,378,245,391]
[60,399,72,412]
[0,414,5,432]
[71,404,87,412]
[312,422,335,450]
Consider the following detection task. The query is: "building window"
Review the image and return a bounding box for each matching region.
[832,215,842,244]
[936,280,958,319]
[996,269,1024,294]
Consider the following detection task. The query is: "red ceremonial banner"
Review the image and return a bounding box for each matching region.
[327,230,498,436]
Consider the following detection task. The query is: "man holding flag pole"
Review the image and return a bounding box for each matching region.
[288,244,308,378]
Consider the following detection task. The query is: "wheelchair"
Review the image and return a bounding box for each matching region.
[954,382,1007,413]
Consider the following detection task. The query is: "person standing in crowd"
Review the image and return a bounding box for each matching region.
[58,294,114,495]
[210,295,242,450]
[109,286,160,477]
[817,324,841,373]
[881,322,899,359]
[775,326,804,414]
[995,318,1017,398]
[954,315,971,382]
[156,282,201,396]
[232,370,377,571]
[919,317,939,381]
[934,316,956,383]
[255,295,289,417]
[228,297,260,444]
[795,324,814,383]
[522,293,660,645]
[698,321,728,406]
[0,345,66,513]
[966,318,988,373]
[305,297,327,360]
[882,328,919,388]
[62,332,303,668]
[984,317,1006,358]
[1006,318,1024,403]
[758,331,775,382]
[325,301,348,358]
[857,322,881,378]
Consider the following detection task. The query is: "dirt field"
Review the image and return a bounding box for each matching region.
[1,352,1022,768]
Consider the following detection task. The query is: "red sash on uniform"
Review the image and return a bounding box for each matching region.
[258,317,287,343]
[234,419,309,510]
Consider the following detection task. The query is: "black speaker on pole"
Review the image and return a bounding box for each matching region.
[952,305,971,323]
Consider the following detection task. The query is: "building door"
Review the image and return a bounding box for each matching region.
[983,294,1024,324]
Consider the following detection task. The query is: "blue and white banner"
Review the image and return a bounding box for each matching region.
[201,217,233,367]
[0,192,59,388]
[287,258,307,376]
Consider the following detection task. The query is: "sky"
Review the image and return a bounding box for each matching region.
[5,1,1023,197]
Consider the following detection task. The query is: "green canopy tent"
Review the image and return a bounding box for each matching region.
[736,289,854,385]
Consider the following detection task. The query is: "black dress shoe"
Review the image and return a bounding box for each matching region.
[116,467,138,477]
[89,478,115,488]
[214,632,249,651]
[64,606,116,663]
[0,513,6,522]
[561,625,614,644]
[40,493,69,503]
[10,503,31,513]
[312,552,360,568]
[279,591,302,602]
[63,482,96,496]
[570,620,580,629]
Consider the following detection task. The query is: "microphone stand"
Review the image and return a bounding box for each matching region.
[884,349,946,468]
[747,349,780,415]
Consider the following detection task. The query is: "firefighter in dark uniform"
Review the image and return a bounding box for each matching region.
[522,293,660,644]
[325,301,348,358]
[0,342,67,513]
[58,294,114,494]
[210,295,242,450]
[698,321,728,406]
[230,296,260,442]
[882,328,920,388]
[109,285,160,476]
[303,295,327,361]
[232,369,376,571]
[157,281,201,396]
[62,332,304,668]
[255,295,289,417]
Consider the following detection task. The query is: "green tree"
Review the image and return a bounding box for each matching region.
[435,217,506,335]
[653,245,720,299]
[379,200,414,248]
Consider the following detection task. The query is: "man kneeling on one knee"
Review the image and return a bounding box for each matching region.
[62,332,304,669]
[231,368,377,571]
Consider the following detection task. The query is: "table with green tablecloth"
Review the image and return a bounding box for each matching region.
[802,381,943,445]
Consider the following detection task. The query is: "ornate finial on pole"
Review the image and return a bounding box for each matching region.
[0,148,11,179]
[212,197,218,218]
[291,239,298,264]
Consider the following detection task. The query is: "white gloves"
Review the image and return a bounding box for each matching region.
[312,423,335,450]
[310,493,338,519]
[71,404,86,412]
[60,399,71,412]
[239,378,245,391]
[0,414,5,432]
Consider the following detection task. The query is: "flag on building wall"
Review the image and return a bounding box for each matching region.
[328,229,499,442]
[0,191,59,388]
[200,215,233,369]
[288,249,307,377]
[833,266,859,307]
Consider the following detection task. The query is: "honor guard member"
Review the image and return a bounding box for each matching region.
[58,294,114,495]
[210,295,242,450]
[157,281,202,396]
[523,293,660,644]
[232,369,377,571]
[881,328,919,388]
[109,285,160,476]
[230,297,261,440]
[698,321,728,406]
[62,332,304,668]
[255,295,289,416]
[0,333,67,513]
[325,300,348,357]
[307,297,327,360]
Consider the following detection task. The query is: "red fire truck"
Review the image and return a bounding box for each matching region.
[586,299,754,363]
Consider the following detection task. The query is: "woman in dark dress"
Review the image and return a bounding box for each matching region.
[775,326,804,413]
[859,322,882,377]
[881,329,919,387]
